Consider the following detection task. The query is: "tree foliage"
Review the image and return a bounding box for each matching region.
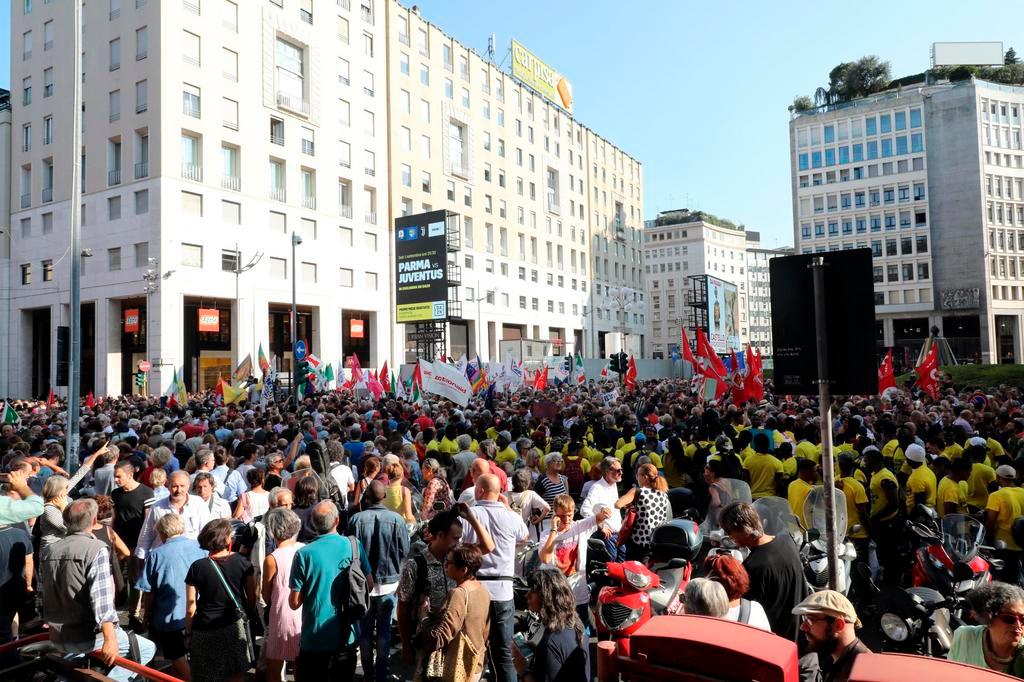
[1006,47,1019,65]
[792,56,892,111]
[788,95,814,113]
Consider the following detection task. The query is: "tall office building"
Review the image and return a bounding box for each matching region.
[643,209,751,359]
[790,77,1024,366]
[5,0,391,397]
[385,1,643,363]
[745,240,792,359]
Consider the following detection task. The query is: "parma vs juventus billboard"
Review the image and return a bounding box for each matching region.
[394,210,449,324]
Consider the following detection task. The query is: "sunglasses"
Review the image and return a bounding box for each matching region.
[801,615,833,625]
[996,613,1024,626]
[610,468,623,475]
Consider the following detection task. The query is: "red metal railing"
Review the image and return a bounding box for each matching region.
[0,632,183,682]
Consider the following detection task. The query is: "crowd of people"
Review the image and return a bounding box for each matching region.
[0,371,1023,681]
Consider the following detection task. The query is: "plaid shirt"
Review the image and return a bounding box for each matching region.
[88,546,118,627]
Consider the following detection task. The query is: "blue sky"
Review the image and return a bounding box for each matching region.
[1,2,1019,247]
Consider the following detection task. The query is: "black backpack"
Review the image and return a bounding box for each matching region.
[332,536,370,627]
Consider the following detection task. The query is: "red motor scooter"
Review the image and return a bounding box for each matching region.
[910,513,998,602]
[592,519,701,657]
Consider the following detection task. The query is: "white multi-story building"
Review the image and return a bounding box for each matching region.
[643,210,751,359]
[4,0,390,397]
[745,239,792,358]
[386,2,643,363]
[790,77,1024,366]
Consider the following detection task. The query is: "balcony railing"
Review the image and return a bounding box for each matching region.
[183,55,199,67]
[365,167,375,176]
[224,119,238,131]
[108,169,121,186]
[398,33,410,46]
[44,40,53,50]
[110,7,120,18]
[338,76,350,86]
[42,187,53,203]
[183,0,200,15]
[270,133,284,146]
[302,195,317,210]
[302,140,315,156]
[337,0,350,9]
[299,8,312,24]
[270,187,286,202]
[222,175,240,191]
[365,212,377,224]
[360,6,373,23]
[276,92,310,115]
[340,159,351,168]
[136,102,147,113]
[110,111,120,122]
[134,161,148,179]
[181,163,202,181]
[183,101,201,118]
[20,193,30,208]
[110,60,120,71]
[136,49,147,60]
[363,87,375,97]
[23,50,32,61]
[340,205,353,219]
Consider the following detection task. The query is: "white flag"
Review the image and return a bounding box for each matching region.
[423,359,472,406]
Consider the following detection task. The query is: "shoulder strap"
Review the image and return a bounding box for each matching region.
[738,598,751,624]
[414,551,429,598]
[208,557,243,612]
[348,535,359,565]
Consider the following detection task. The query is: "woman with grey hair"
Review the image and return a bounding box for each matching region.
[949,581,1024,673]
[509,468,550,539]
[534,452,568,510]
[38,474,70,551]
[683,578,730,618]
[261,507,304,682]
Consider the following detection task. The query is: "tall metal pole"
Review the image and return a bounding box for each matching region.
[811,257,839,590]
[65,0,84,470]
[291,233,301,399]
[235,242,240,369]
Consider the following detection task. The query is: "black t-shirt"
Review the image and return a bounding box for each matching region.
[0,524,33,591]
[743,533,808,641]
[531,627,589,682]
[184,553,254,631]
[111,483,155,549]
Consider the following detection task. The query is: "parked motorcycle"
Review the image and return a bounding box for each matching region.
[752,496,804,548]
[593,518,702,656]
[801,486,858,594]
[910,513,998,600]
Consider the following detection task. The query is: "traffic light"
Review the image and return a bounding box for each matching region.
[294,359,311,397]
[609,352,627,374]
[134,371,146,387]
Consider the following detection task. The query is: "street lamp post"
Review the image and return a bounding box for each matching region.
[231,242,264,368]
[290,233,303,398]
[142,261,175,395]
[65,0,84,470]
[601,286,646,358]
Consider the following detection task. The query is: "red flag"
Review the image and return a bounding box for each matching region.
[695,329,728,379]
[379,361,391,393]
[533,366,548,390]
[85,391,95,409]
[878,348,896,395]
[46,388,55,410]
[680,328,698,366]
[214,378,225,406]
[915,343,940,399]
[624,355,638,391]
[347,354,364,384]
[743,345,764,402]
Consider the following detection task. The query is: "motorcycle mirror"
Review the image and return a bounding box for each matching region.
[850,524,862,535]
[952,561,975,582]
[665,558,688,569]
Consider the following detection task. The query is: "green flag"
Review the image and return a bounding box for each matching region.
[1,402,18,424]
[324,363,335,382]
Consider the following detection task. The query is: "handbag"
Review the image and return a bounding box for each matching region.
[208,558,255,666]
[441,588,485,682]
[616,504,638,547]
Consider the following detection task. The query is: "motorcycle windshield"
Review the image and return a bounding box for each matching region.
[940,514,983,563]
[802,486,848,544]
[753,496,804,545]
[703,478,753,533]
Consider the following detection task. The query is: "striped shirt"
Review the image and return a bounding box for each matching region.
[533,474,568,508]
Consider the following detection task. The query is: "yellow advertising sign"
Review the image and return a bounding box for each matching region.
[510,40,573,113]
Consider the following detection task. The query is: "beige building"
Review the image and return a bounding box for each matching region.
[385,1,643,362]
[5,0,390,398]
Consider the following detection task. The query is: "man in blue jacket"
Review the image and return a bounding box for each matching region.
[346,481,409,682]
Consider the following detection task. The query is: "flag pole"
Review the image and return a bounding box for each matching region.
[811,256,839,590]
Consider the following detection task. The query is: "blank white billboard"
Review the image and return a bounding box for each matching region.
[932,41,1004,67]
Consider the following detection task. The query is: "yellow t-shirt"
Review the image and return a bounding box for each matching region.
[967,462,997,508]
[882,439,905,471]
[870,468,899,521]
[853,468,868,485]
[685,441,717,460]
[986,486,1024,550]
[796,441,820,464]
[615,444,639,464]
[485,427,499,441]
[425,439,441,454]
[743,452,784,499]
[988,438,1006,461]
[839,476,869,539]
[905,465,937,513]
[788,478,815,528]
[495,447,518,467]
[583,445,605,467]
[439,437,460,456]
[782,457,798,481]
[738,446,755,463]
[937,476,967,515]
[623,448,662,470]
[941,444,964,461]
